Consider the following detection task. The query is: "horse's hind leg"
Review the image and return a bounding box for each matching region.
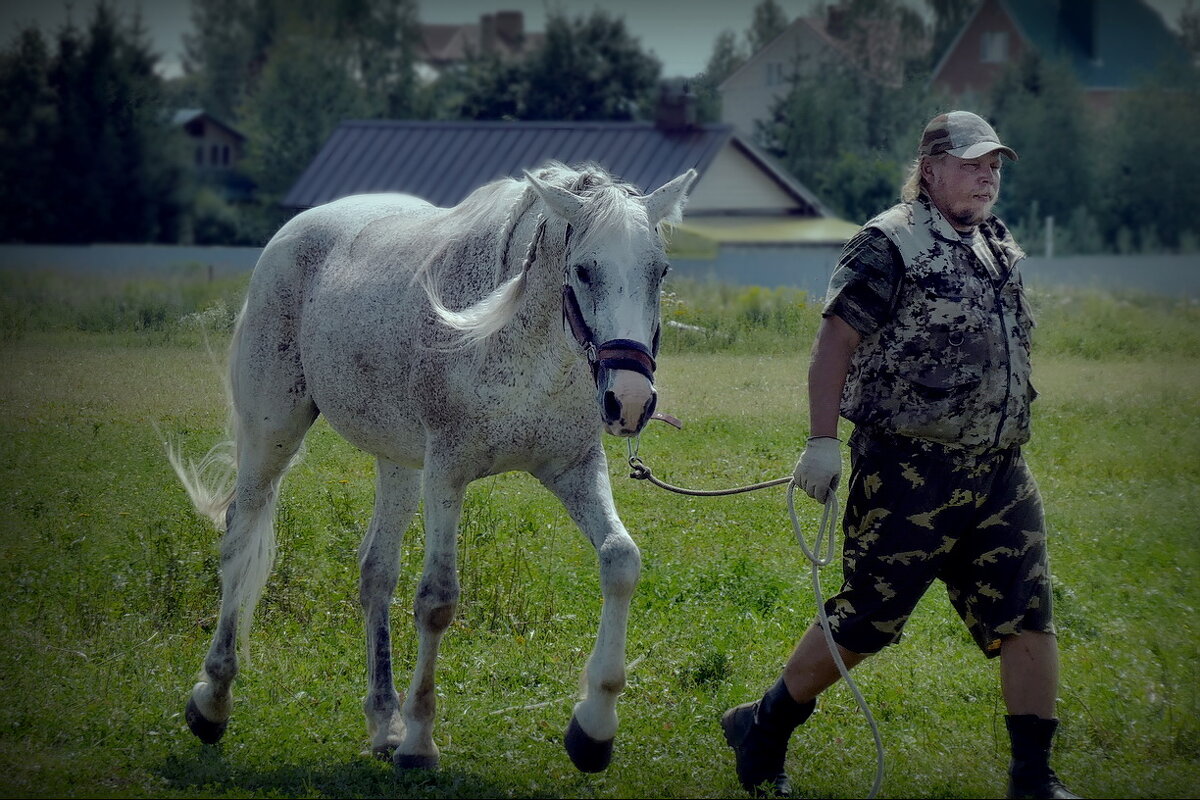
[186,309,319,743]
[359,458,421,757]
[539,447,641,772]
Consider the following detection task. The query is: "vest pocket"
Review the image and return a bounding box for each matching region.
[899,359,983,397]
[896,325,986,395]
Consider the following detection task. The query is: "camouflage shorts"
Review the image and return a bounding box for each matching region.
[820,431,1055,658]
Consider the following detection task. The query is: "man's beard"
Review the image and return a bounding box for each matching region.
[946,196,995,229]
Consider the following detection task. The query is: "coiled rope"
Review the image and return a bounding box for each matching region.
[626,437,885,799]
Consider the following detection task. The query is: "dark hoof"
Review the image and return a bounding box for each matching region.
[564,715,614,773]
[394,752,439,771]
[185,696,228,744]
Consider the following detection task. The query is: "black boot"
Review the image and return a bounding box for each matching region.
[1006,715,1081,799]
[721,678,816,797]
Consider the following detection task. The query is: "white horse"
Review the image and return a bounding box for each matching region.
[169,162,697,774]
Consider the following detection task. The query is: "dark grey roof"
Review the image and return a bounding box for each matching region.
[283,120,738,210]
[172,108,246,141]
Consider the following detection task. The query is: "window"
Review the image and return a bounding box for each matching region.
[981,31,1009,63]
[195,146,203,166]
[766,61,785,87]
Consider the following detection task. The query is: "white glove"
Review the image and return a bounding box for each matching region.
[793,436,842,503]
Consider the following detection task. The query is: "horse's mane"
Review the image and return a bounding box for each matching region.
[421,161,649,346]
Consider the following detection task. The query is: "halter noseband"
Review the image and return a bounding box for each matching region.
[562,283,657,384]
[525,206,657,387]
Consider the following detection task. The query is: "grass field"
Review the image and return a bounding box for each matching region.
[0,274,1197,798]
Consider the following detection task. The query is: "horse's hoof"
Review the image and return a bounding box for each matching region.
[368,743,397,761]
[394,752,440,771]
[564,715,614,773]
[185,696,228,744]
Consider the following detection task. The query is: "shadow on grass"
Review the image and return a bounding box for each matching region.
[158,745,562,799]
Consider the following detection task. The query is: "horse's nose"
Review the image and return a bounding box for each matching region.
[600,378,657,436]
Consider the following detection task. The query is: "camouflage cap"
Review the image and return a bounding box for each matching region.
[918,111,1018,161]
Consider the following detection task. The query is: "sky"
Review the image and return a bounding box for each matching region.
[0,0,1190,79]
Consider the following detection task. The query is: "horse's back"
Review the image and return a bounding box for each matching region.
[253,193,436,285]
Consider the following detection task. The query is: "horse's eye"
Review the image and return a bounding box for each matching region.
[575,264,592,284]
[660,263,671,279]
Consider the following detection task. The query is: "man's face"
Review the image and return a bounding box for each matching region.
[924,152,1002,231]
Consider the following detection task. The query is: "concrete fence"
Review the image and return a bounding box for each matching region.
[1,243,1197,299]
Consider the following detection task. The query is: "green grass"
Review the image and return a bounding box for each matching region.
[0,276,1197,798]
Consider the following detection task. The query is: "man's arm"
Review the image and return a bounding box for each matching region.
[793,314,861,502]
[807,314,862,438]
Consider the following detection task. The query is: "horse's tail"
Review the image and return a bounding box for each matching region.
[165,433,237,531]
[163,310,274,660]
[164,309,241,532]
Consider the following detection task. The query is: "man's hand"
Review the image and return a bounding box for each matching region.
[793,436,842,502]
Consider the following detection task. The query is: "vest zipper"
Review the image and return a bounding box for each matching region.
[993,286,1012,449]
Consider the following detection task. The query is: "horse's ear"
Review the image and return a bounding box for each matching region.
[644,169,698,226]
[524,170,585,225]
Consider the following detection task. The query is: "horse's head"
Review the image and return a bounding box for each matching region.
[526,167,697,437]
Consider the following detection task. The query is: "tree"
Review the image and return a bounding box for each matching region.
[758,46,941,220]
[449,54,526,120]
[693,29,747,122]
[181,0,261,124]
[0,2,186,243]
[448,9,661,122]
[824,0,931,83]
[522,9,661,120]
[747,0,789,53]
[1096,62,1200,251]
[238,33,370,235]
[340,0,421,119]
[181,0,420,241]
[183,0,419,125]
[1180,0,1200,61]
[926,0,976,71]
[0,28,59,241]
[986,53,1094,242]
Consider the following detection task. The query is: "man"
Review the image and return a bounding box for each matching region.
[721,111,1079,800]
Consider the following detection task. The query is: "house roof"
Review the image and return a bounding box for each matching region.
[717,16,843,94]
[418,13,542,66]
[172,109,246,142]
[282,119,829,215]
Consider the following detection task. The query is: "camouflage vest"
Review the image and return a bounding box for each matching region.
[841,197,1036,452]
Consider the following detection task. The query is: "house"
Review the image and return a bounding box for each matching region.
[174,109,245,173]
[417,10,542,77]
[717,17,847,141]
[174,109,253,201]
[282,87,859,293]
[718,10,928,142]
[930,0,1190,112]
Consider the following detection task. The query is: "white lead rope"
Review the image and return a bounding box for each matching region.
[626,437,884,798]
[786,482,884,800]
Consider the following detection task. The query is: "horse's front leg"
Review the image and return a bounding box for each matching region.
[393,465,464,771]
[539,446,641,772]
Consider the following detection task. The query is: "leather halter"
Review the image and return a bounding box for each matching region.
[522,212,657,387]
[562,283,657,384]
